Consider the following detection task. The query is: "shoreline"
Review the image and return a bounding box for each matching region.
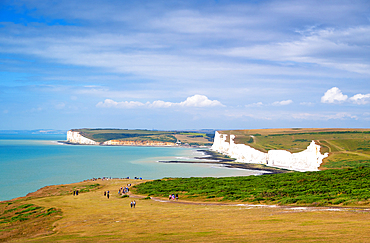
[58,140,206,148]
[158,149,290,175]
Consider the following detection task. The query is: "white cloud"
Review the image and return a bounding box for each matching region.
[272,100,293,106]
[245,102,263,107]
[148,100,173,108]
[220,26,370,75]
[300,102,314,106]
[321,87,370,105]
[321,87,348,103]
[96,99,145,108]
[292,112,357,120]
[349,93,370,105]
[179,95,224,107]
[96,95,224,109]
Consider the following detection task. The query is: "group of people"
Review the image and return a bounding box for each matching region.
[104,190,110,199]
[119,184,131,195]
[130,200,136,208]
[73,190,79,196]
[169,193,179,200]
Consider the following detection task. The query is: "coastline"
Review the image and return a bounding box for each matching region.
[58,140,202,148]
[158,149,290,174]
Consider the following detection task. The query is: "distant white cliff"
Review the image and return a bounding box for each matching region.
[211,131,328,172]
[67,131,99,145]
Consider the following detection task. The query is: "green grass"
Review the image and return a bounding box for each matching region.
[74,183,101,193]
[221,129,370,152]
[218,128,370,169]
[134,167,370,206]
[72,129,214,145]
[0,203,61,224]
[3,178,370,242]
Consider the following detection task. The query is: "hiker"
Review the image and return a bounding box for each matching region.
[107,191,110,199]
[176,194,178,200]
[130,201,133,208]
[76,190,78,196]
[169,194,172,200]
[104,191,106,196]
[73,190,75,196]
[133,200,136,208]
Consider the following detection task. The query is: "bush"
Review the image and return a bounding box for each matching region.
[133,167,370,206]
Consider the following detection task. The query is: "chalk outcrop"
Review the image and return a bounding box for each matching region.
[211,131,328,171]
[66,130,176,146]
[67,131,99,145]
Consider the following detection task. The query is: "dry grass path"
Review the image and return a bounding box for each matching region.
[11,179,370,242]
[322,139,346,152]
[322,139,370,158]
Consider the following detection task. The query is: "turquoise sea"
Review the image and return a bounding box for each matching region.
[0,134,262,201]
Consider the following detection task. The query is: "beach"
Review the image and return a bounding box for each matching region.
[159,149,289,174]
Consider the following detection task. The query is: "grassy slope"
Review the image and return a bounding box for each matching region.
[218,128,370,169]
[73,129,213,146]
[2,179,369,242]
[0,182,100,242]
[134,167,370,207]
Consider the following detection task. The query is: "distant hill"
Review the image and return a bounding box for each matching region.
[218,128,370,170]
[72,128,214,146]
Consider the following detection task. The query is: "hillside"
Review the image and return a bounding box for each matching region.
[217,128,370,169]
[1,177,369,242]
[71,128,214,146]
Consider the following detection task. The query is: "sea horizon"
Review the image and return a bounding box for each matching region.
[0,133,263,201]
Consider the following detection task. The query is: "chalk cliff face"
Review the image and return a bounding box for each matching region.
[211,131,328,171]
[66,131,176,146]
[67,131,99,145]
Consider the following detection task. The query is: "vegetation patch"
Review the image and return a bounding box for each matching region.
[73,129,214,146]
[133,167,370,206]
[0,200,61,242]
[218,128,370,169]
[74,183,101,193]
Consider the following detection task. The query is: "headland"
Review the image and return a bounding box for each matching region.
[1,175,369,242]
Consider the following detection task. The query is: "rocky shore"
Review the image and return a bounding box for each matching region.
[158,149,290,174]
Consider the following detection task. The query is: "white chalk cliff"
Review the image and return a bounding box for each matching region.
[211,131,328,172]
[67,131,99,145]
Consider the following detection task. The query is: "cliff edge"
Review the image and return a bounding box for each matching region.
[67,131,99,145]
[211,131,328,172]
[66,130,176,146]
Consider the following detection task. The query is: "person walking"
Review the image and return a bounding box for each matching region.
[130,201,133,208]
[133,200,136,208]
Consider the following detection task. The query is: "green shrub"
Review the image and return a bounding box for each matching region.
[134,167,370,206]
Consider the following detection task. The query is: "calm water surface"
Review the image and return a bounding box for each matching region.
[0,134,261,201]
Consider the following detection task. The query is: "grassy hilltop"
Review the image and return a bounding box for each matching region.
[2,178,369,242]
[2,127,370,241]
[218,128,370,170]
[73,128,214,146]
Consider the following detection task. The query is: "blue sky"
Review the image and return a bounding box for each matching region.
[1,0,370,130]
